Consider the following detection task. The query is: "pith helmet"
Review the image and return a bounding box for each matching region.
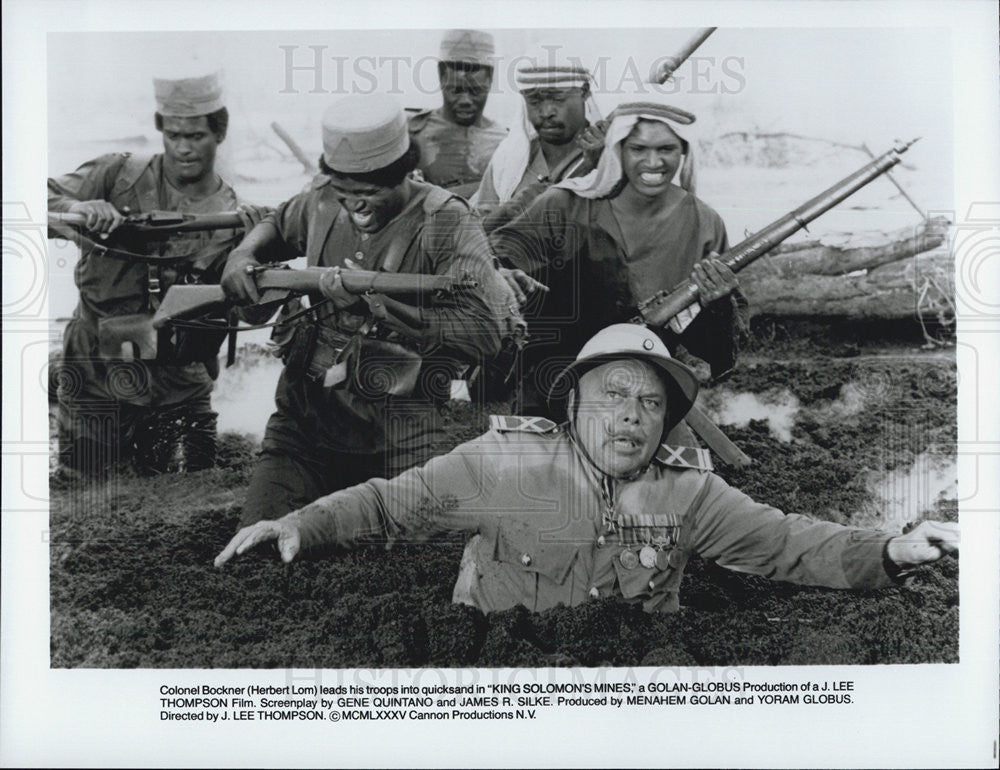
[321,94,410,174]
[153,71,224,117]
[547,323,699,421]
[439,29,495,67]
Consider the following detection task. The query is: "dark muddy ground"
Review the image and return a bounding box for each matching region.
[50,323,958,668]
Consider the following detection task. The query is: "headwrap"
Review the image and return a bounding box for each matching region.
[477,51,599,205]
[555,100,698,198]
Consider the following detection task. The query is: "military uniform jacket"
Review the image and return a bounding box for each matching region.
[48,152,240,406]
[472,136,589,223]
[48,152,241,323]
[408,108,507,197]
[260,180,506,455]
[286,419,898,614]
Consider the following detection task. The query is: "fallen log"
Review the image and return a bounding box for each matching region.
[743,245,953,319]
[744,216,949,278]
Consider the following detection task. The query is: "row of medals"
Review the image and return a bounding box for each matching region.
[621,539,676,571]
[601,477,677,571]
[600,531,677,571]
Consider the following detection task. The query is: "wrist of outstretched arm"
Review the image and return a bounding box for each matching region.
[841,531,904,588]
[282,506,335,552]
[882,536,919,582]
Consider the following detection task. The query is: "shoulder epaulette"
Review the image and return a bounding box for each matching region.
[489,415,559,435]
[422,184,465,214]
[406,108,433,133]
[655,444,713,472]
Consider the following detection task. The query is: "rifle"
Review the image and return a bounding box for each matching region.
[48,210,254,240]
[651,27,717,84]
[638,138,920,328]
[639,138,919,467]
[152,265,479,329]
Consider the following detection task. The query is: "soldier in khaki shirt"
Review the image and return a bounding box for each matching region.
[217,324,957,615]
[49,71,266,477]
[407,29,507,197]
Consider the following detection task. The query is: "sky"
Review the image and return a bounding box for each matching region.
[48,26,953,173]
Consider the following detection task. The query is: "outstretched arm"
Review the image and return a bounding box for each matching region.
[687,473,958,590]
[215,434,502,567]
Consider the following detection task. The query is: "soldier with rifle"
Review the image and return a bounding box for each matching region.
[471,49,607,237]
[489,99,747,441]
[48,70,269,478]
[220,93,508,530]
[488,98,917,463]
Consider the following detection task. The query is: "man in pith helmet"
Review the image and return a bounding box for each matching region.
[220,93,507,529]
[49,69,266,477]
[408,29,508,197]
[217,323,958,616]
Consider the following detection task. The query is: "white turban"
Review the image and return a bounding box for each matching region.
[555,101,698,198]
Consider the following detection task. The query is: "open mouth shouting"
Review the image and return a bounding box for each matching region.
[638,171,669,186]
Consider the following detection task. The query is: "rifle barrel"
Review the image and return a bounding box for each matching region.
[48,210,248,235]
[256,268,475,295]
[639,139,918,327]
[652,27,717,83]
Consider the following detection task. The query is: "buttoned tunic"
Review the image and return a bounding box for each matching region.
[285,422,897,614]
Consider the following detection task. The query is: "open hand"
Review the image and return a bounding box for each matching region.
[214,519,301,568]
[499,267,548,307]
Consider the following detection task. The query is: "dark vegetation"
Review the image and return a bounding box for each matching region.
[50,332,958,668]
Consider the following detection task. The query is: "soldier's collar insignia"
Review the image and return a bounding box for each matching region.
[655,444,713,472]
[489,415,559,434]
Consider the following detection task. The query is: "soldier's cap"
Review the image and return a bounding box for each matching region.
[548,323,699,423]
[439,29,495,67]
[153,71,225,118]
[321,94,410,174]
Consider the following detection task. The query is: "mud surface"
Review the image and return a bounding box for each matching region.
[50,342,958,668]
